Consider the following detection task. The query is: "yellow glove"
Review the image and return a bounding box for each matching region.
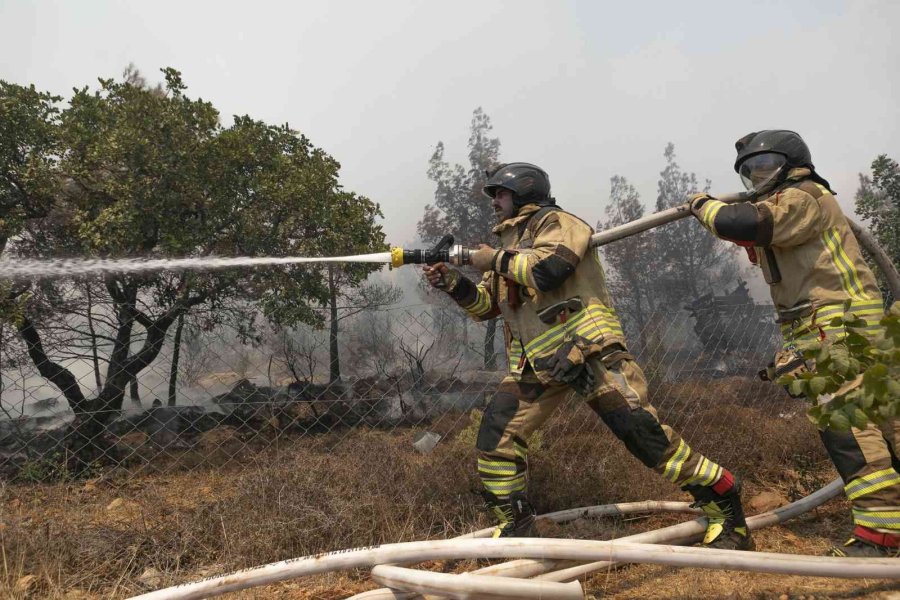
[469,244,499,272]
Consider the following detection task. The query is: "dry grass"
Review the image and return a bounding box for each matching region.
[0,377,896,599]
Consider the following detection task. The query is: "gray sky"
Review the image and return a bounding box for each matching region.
[1,0,898,248]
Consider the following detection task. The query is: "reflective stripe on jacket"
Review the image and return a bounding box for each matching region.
[695,169,884,342]
[465,203,625,382]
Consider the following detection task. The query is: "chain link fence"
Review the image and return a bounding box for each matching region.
[1,287,827,494]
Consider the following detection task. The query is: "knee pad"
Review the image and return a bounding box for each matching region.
[476,392,520,452]
[592,394,668,468]
[820,428,869,482]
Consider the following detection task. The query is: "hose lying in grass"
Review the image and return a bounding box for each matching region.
[370,565,585,600]
[128,535,900,600]
[348,478,842,600]
[130,478,900,600]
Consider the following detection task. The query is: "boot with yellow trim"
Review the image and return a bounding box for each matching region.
[480,490,536,538]
[828,526,900,557]
[683,471,754,551]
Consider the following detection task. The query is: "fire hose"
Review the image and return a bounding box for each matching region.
[129,479,900,600]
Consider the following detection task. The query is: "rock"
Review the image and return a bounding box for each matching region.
[15,574,38,593]
[778,594,789,600]
[138,567,164,588]
[412,431,441,454]
[748,490,788,513]
[106,498,124,511]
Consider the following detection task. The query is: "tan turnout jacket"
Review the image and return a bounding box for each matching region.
[695,168,883,345]
[448,203,625,382]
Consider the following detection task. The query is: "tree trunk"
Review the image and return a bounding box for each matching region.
[168,312,185,406]
[483,319,497,371]
[129,377,141,406]
[85,285,103,393]
[328,265,341,383]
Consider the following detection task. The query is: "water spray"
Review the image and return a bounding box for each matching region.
[0,235,474,280]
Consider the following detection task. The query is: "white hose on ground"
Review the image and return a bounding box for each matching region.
[456,500,698,539]
[348,478,844,600]
[128,535,900,600]
[370,565,584,600]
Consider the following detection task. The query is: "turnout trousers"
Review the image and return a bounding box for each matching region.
[820,419,900,535]
[476,354,731,502]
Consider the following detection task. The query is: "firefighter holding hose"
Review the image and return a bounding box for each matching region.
[422,163,753,550]
[689,130,900,557]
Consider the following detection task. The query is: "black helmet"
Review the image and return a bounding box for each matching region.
[733,130,833,194]
[482,162,553,207]
[733,130,812,173]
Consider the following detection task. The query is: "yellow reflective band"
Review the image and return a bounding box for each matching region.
[851,508,900,530]
[477,459,519,475]
[782,299,885,347]
[845,468,900,501]
[703,200,727,236]
[815,183,831,195]
[482,477,526,493]
[513,443,527,460]
[664,439,691,483]
[573,319,625,340]
[478,465,520,476]
[524,304,622,358]
[508,340,524,373]
[686,457,721,487]
[511,254,530,286]
[463,286,493,317]
[822,227,869,301]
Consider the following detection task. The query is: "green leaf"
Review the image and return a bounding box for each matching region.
[828,411,851,431]
[808,377,828,396]
[788,379,807,397]
[845,404,870,430]
[806,405,823,426]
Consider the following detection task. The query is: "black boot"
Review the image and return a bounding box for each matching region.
[828,527,900,557]
[481,491,536,538]
[684,476,754,551]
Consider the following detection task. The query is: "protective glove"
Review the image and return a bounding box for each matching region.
[422,262,460,292]
[543,340,596,396]
[469,244,499,272]
[689,192,716,221]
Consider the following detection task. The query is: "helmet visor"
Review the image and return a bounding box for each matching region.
[738,153,787,193]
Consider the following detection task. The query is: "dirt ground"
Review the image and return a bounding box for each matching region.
[2,404,899,599]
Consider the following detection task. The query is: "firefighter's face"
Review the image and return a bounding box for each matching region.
[493,189,515,222]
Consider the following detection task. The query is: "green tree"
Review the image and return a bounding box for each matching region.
[0,81,60,256]
[855,154,900,303]
[1,69,385,471]
[417,107,501,369]
[652,143,739,308]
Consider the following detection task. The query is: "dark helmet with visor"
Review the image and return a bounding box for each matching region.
[482,162,553,207]
[733,130,814,194]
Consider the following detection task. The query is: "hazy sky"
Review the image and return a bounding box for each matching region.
[1,0,898,248]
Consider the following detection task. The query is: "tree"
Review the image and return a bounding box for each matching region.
[0,81,60,256]
[598,176,658,340]
[1,68,386,471]
[417,107,502,369]
[651,143,739,309]
[855,154,900,304]
[324,270,401,382]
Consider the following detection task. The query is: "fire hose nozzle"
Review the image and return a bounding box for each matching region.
[389,236,472,268]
